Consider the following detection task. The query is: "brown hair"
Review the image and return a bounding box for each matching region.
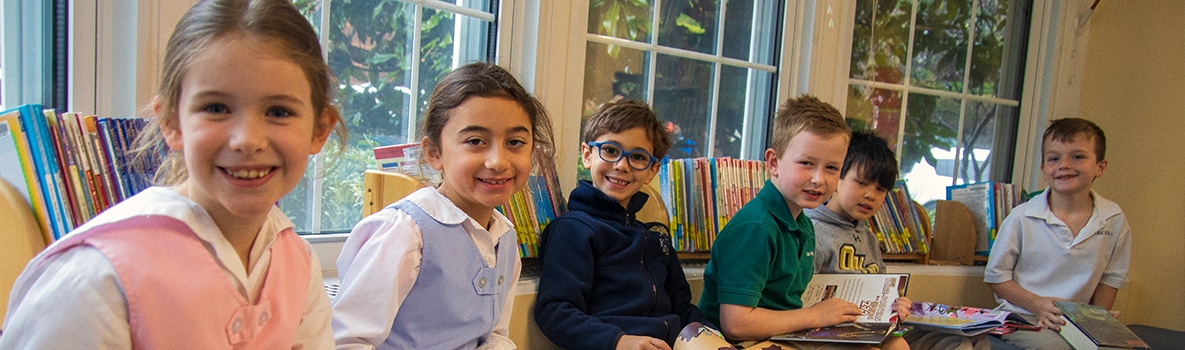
[1043,117,1106,161]
[769,94,850,155]
[582,100,672,159]
[134,0,347,185]
[420,62,556,173]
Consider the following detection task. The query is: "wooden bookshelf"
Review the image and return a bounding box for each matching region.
[879,200,931,265]
[677,251,711,261]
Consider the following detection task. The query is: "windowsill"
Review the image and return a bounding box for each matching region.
[310,234,985,296]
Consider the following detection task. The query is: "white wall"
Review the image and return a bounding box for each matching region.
[1076,0,1185,331]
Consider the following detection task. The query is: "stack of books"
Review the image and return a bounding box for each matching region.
[869,181,929,254]
[656,157,768,252]
[946,182,1026,256]
[0,104,158,241]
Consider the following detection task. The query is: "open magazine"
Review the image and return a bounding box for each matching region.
[904,302,1038,337]
[769,273,909,344]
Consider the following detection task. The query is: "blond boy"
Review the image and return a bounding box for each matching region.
[698,95,907,349]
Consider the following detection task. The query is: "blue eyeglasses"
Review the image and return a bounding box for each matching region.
[585,141,660,170]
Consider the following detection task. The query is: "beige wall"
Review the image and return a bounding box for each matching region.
[1077,0,1185,331]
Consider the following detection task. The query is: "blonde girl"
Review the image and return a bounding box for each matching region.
[332,62,555,349]
[1,0,346,348]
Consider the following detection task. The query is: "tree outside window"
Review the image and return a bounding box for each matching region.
[846,0,1030,208]
[287,0,496,233]
[580,0,782,180]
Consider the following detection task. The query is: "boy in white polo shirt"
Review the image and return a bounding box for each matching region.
[984,117,1132,350]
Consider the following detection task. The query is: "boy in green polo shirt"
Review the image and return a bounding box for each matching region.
[698,95,908,350]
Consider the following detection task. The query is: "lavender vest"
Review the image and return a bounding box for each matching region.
[37,215,310,349]
[383,200,516,349]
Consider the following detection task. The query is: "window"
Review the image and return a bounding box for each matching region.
[580,0,783,176]
[285,0,498,233]
[844,0,1031,206]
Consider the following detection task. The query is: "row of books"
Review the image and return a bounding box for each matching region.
[945,182,1026,256]
[656,157,769,252]
[372,143,566,258]
[0,104,157,241]
[498,165,567,258]
[868,181,929,254]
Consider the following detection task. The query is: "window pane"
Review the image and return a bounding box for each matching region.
[714,66,771,158]
[442,0,494,12]
[417,9,493,129]
[970,0,1026,98]
[582,42,650,110]
[283,0,494,233]
[850,0,912,83]
[293,0,322,37]
[653,54,713,159]
[587,0,652,42]
[899,93,959,206]
[845,84,904,147]
[722,0,778,64]
[657,0,718,54]
[910,0,972,92]
[957,101,1017,184]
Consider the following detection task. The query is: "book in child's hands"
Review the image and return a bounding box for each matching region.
[904,302,1034,337]
[673,322,738,350]
[1055,301,1150,350]
[769,273,908,344]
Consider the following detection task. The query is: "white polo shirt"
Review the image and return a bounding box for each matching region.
[984,189,1132,315]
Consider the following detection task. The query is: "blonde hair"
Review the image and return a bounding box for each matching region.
[133,0,347,185]
[768,95,850,155]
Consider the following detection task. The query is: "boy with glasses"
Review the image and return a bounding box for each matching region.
[534,100,710,350]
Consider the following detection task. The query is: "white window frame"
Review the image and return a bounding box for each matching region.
[804,0,1095,192]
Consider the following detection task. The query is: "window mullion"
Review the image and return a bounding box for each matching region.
[704,0,729,157]
[307,0,335,234]
[645,0,662,105]
[897,0,920,162]
[409,4,424,141]
[953,0,982,185]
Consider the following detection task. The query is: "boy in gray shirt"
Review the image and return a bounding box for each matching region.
[807,131,987,350]
[806,131,896,274]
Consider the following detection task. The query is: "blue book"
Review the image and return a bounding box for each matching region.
[17,104,72,239]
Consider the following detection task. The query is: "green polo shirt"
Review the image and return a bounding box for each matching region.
[698,180,817,327]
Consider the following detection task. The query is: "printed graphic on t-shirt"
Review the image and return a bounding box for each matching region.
[837,244,880,273]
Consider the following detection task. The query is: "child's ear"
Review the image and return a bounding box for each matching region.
[308,108,336,154]
[580,142,594,169]
[642,161,661,184]
[155,96,183,151]
[764,148,780,177]
[422,136,444,171]
[1094,159,1108,179]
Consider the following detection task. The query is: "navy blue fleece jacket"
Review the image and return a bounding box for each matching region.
[533,180,709,350]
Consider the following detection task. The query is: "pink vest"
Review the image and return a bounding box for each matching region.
[39,215,311,349]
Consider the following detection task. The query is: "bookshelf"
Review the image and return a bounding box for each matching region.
[1,105,158,241]
[881,200,931,264]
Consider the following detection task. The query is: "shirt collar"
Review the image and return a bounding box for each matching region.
[756,180,804,232]
[1023,188,1122,222]
[406,187,512,233]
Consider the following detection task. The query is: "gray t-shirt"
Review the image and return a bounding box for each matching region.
[806,205,886,274]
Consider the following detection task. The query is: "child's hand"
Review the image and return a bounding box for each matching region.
[807,297,864,327]
[1032,296,1067,331]
[891,297,912,321]
[616,335,671,350]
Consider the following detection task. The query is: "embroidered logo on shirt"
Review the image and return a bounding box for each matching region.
[649,223,672,256]
[1093,230,1114,236]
